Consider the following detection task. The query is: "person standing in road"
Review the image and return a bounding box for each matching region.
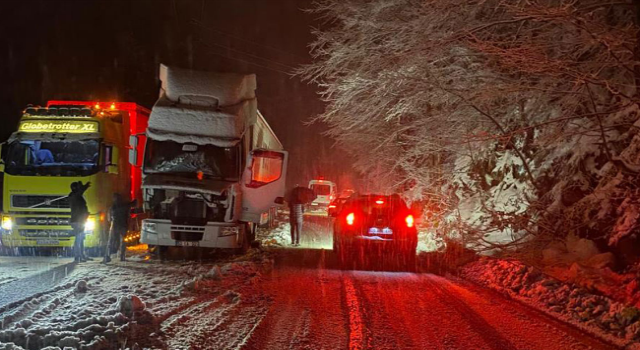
[68,181,91,262]
[288,188,305,246]
[103,193,136,263]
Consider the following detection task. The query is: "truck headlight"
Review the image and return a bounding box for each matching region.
[143,222,156,232]
[84,217,96,233]
[1,216,12,231]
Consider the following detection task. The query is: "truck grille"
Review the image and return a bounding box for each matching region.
[171,226,205,241]
[16,217,71,226]
[171,199,207,226]
[171,232,204,241]
[18,229,74,238]
[11,195,70,209]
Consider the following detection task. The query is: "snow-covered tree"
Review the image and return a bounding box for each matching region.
[301,0,640,258]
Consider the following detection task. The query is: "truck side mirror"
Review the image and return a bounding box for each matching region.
[128,135,139,166]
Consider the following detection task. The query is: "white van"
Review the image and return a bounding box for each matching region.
[308,179,337,210]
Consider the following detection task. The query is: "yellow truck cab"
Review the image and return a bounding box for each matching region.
[0,101,149,254]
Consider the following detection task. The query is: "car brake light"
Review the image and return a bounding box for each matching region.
[405,215,414,228]
[329,204,336,209]
[375,199,384,205]
[346,213,355,225]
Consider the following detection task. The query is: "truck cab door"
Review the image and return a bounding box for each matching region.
[241,149,288,224]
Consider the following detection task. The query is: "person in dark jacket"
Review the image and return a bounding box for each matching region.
[287,186,305,246]
[103,193,136,263]
[68,181,91,262]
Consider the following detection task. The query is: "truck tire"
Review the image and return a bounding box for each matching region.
[18,247,34,256]
[148,245,168,260]
[237,223,254,254]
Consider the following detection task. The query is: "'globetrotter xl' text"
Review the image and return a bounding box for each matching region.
[19,120,99,133]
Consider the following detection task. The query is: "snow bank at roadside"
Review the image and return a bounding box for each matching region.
[257,221,291,247]
[461,258,640,348]
[417,229,444,253]
[0,257,271,350]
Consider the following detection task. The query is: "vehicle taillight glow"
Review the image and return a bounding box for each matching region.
[375,199,384,205]
[346,213,355,225]
[329,204,336,209]
[405,215,414,228]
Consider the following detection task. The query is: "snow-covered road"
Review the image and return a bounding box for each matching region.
[243,252,619,350]
[0,256,73,286]
[0,218,622,349]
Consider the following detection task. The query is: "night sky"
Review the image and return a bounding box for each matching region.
[0,0,348,186]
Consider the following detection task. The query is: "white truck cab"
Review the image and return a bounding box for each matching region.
[133,65,287,251]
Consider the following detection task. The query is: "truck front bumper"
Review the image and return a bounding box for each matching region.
[0,213,101,248]
[140,219,243,249]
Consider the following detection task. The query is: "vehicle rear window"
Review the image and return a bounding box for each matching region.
[344,196,408,215]
[311,184,331,196]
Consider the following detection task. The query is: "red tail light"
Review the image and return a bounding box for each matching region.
[346,213,355,225]
[405,215,414,228]
[329,204,336,209]
[375,199,385,205]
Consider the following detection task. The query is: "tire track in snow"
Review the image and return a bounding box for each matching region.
[162,292,269,350]
[343,276,365,350]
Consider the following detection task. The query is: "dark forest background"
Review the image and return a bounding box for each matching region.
[0,0,350,187]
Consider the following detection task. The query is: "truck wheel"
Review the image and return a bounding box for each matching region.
[18,247,34,256]
[236,223,253,255]
[149,245,168,260]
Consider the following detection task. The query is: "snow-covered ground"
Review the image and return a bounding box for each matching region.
[257,222,291,248]
[257,215,333,250]
[461,257,640,349]
[0,257,73,287]
[0,248,273,350]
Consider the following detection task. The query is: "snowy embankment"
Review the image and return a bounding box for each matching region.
[257,221,291,248]
[461,258,640,349]
[0,250,273,350]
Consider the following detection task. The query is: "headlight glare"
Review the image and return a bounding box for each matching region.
[84,217,96,233]
[1,216,12,230]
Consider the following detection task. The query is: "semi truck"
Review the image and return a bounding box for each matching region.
[133,65,287,252]
[0,101,149,254]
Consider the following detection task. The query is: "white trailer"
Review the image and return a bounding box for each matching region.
[131,64,287,251]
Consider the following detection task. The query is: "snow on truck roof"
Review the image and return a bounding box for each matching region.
[147,64,258,146]
[159,64,256,107]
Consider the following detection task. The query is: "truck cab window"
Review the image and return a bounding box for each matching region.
[144,140,240,181]
[4,140,99,176]
[247,151,284,188]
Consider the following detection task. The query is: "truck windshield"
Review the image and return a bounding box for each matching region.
[144,140,240,181]
[4,140,99,176]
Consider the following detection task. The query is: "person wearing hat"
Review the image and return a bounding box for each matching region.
[68,181,91,262]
